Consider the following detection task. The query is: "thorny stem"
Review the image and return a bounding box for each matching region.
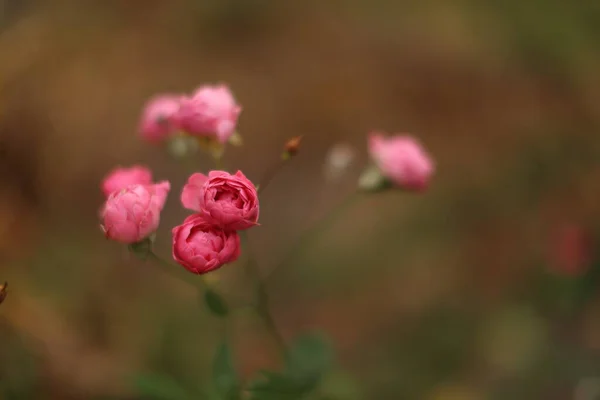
[264,191,362,282]
[240,231,287,356]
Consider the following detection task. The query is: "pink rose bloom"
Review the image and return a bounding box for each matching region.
[101,165,153,197]
[138,95,181,143]
[101,182,171,244]
[172,214,241,274]
[368,132,434,191]
[181,170,259,230]
[174,84,241,143]
[149,181,171,211]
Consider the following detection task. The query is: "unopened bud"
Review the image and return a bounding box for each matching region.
[0,282,8,305]
[228,131,243,147]
[283,136,303,159]
[167,134,199,159]
[358,164,390,192]
[324,143,355,181]
[195,137,225,160]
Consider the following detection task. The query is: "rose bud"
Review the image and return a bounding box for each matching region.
[174,84,241,144]
[283,135,303,159]
[323,142,355,181]
[181,170,259,231]
[101,182,170,244]
[101,165,153,197]
[172,214,241,274]
[368,132,434,191]
[138,95,181,143]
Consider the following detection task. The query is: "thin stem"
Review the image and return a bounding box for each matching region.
[147,252,235,344]
[147,251,255,312]
[147,251,208,291]
[213,156,224,170]
[257,292,287,354]
[240,231,287,355]
[257,159,285,195]
[265,191,362,282]
[258,136,301,194]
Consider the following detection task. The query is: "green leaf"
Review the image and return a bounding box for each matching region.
[133,373,190,400]
[204,289,229,317]
[212,342,240,400]
[285,332,333,382]
[248,371,306,400]
[247,333,334,400]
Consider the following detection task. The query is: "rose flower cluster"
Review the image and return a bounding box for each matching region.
[174,170,257,274]
[99,83,434,276]
[137,84,242,157]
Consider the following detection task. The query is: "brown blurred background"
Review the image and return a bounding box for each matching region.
[1,0,600,399]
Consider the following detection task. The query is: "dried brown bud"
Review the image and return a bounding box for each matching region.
[0,282,8,304]
[283,136,303,159]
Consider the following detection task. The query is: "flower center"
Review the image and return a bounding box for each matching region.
[215,189,244,209]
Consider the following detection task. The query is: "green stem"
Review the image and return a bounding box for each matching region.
[257,158,287,195]
[240,231,287,356]
[147,251,257,316]
[265,191,362,281]
[147,252,208,291]
[214,156,224,170]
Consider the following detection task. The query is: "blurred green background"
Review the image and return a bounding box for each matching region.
[1,0,600,399]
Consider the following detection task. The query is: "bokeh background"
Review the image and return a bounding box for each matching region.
[1,1,600,399]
